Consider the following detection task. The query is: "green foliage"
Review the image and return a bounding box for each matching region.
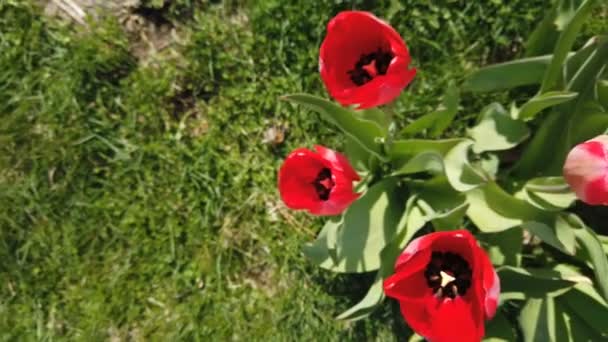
[1,0,607,341]
[292,0,608,340]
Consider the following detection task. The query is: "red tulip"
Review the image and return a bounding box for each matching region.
[384,230,500,342]
[278,145,361,216]
[319,11,416,109]
[563,135,608,205]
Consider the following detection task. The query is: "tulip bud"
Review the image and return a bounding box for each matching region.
[563,135,608,205]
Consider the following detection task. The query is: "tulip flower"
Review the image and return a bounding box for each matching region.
[319,11,416,109]
[384,230,500,342]
[278,145,361,216]
[563,135,608,205]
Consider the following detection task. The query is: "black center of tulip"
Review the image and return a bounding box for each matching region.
[348,48,394,86]
[312,168,334,201]
[424,251,472,299]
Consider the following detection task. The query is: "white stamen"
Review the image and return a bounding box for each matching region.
[439,270,455,288]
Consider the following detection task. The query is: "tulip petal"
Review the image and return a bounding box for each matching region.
[384,250,432,301]
[278,145,361,216]
[564,137,608,205]
[427,297,479,342]
[320,11,415,108]
[384,230,497,341]
[314,145,360,181]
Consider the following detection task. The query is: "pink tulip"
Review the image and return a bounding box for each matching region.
[563,135,608,205]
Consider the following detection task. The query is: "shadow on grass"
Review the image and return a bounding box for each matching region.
[310,270,413,340]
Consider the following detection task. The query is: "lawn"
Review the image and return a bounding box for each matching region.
[1,0,607,340]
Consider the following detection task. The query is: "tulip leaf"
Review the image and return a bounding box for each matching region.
[468,103,530,153]
[516,91,578,121]
[566,37,608,94]
[336,273,384,321]
[425,201,469,232]
[332,178,403,273]
[444,140,487,192]
[598,79,608,109]
[519,297,555,342]
[402,83,459,137]
[388,138,462,174]
[499,266,575,298]
[560,283,608,336]
[345,137,377,173]
[378,195,428,278]
[522,217,576,256]
[407,177,467,230]
[540,0,597,93]
[521,177,576,211]
[462,55,553,93]
[302,217,341,271]
[484,310,517,342]
[524,0,560,57]
[358,107,390,132]
[570,110,608,145]
[573,224,608,300]
[564,36,604,83]
[478,228,523,267]
[283,94,385,158]
[392,152,445,175]
[600,234,608,254]
[555,0,582,30]
[557,296,605,341]
[466,182,548,233]
[511,109,567,178]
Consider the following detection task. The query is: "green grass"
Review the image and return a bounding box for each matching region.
[0,0,606,340]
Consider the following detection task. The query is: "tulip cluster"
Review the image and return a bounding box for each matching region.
[277,11,500,341]
[276,8,608,342]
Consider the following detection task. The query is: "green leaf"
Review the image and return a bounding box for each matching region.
[283,94,385,158]
[407,177,467,230]
[540,0,597,93]
[388,138,462,173]
[566,37,608,94]
[408,177,465,213]
[444,140,487,192]
[478,228,523,267]
[560,283,608,336]
[333,178,403,273]
[466,182,548,233]
[600,234,608,254]
[468,103,530,153]
[358,107,390,132]
[524,1,560,57]
[516,91,578,121]
[511,109,567,178]
[519,297,555,342]
[560,298,605,341]
[302,217,341,271]
[564,36,603,83]
[462,55,553,93]
[521,177,576,211]
[553,296,571,342]
[392,152,445,175]
[484,310,517,342]
[425,202,469,232]
[379,195,427,278]
[573,225,608,300]
[522,216,574,255]
[336,273,384,321]
[402,83,460,137]
[555,0,582,30]
[344,137,375,173]
[598,79,608,109]
[569,110,608,145]
[499,266,575,297]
